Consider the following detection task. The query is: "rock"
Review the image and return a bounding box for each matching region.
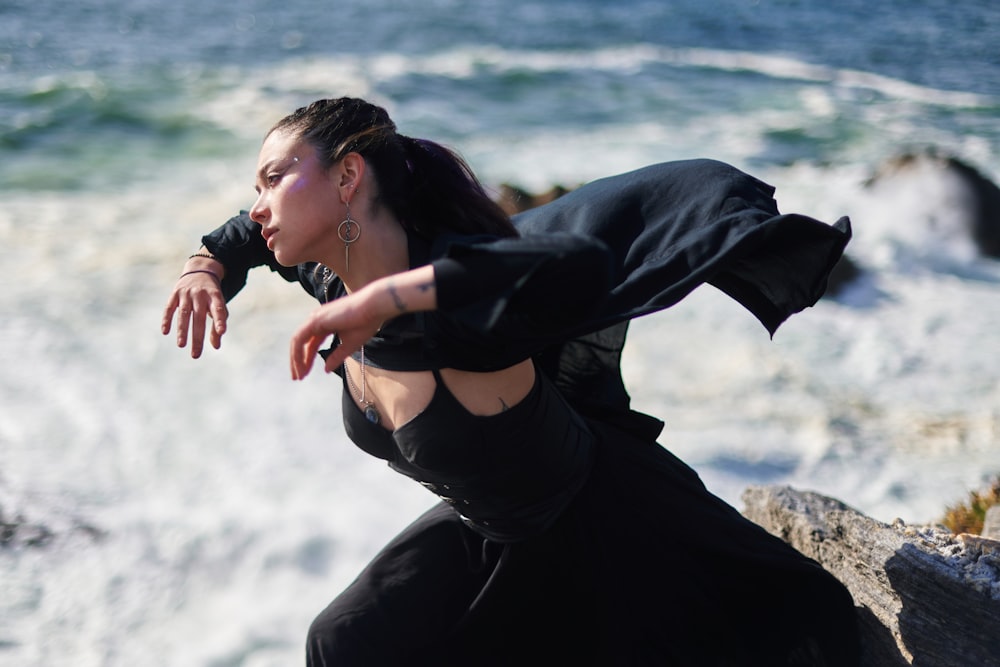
[1,501,104,550]
[866,150,1000,259]
[1,504,54,548]
[496,183,572,215]
[742,485,1000,667]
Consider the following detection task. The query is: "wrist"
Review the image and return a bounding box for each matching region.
[179,268,222,284]
[361,277,404,325]
[184,251,225,279]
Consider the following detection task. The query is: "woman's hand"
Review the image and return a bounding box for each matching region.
[289,265,438,380]
[161,255,228,358]
[288,295,384,380]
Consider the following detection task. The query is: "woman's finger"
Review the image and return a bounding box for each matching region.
[210,300,228,341]
[176,303,193,349]
[289,323,319,380]
[189,305,207,358]
[161,292,179,336]
[209,324,222,350]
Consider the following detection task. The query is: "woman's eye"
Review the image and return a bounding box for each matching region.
[267,173,281,187]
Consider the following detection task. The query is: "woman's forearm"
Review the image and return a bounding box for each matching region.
[362,264,438,323]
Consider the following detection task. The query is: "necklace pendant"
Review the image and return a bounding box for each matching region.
[364,404,381,425]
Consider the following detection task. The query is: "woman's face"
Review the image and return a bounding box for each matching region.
[249,129,344,267]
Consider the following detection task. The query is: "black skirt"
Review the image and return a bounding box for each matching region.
[305,420,860,667]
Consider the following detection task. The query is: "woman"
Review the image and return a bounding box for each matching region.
[162,97,860,666]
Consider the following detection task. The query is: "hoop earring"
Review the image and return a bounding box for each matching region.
[337,202,361,273]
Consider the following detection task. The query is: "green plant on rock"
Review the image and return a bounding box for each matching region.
[942,475,1000,535]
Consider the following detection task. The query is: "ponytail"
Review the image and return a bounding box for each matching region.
[271,97,517,240]
[397,135,517,239]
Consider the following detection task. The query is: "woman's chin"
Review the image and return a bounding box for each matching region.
[272,248,298,267]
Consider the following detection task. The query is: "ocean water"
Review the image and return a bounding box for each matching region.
[2,1,999,664]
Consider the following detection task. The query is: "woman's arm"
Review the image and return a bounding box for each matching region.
[163,212,330,359]
[289,265,438,379]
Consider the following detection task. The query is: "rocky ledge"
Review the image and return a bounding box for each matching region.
[742,485,1000,667]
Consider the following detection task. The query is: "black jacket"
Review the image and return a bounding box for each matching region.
[202,159,850,438]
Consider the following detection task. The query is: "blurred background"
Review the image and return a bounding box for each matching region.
[2,1,999,664]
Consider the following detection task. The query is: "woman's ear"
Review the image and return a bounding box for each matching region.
[338,152,366,204]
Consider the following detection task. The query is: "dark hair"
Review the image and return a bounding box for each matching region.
[269,97,517,238]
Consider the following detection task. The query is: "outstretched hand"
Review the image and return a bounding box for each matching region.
[288,265,438,380]
[288,295,383,380]
[162,267,228,358]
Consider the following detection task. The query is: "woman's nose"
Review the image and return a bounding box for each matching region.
[249,195,268,224]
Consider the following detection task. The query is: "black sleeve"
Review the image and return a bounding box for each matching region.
[430,232,616,341]
[200,211,311,302]
[511,159,852,336]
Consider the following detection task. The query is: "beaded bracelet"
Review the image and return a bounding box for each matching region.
[188,253,218,261]
[179,269,222,283]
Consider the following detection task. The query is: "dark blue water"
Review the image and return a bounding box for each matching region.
[2,0,998,192]
[5,0,997,93]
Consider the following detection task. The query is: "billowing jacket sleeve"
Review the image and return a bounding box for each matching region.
[512,159,851,337]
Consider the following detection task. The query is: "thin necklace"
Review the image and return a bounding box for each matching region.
[345,346,381,425]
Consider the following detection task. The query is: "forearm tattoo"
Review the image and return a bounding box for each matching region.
[387,279,435,314]
[387,281,407,313]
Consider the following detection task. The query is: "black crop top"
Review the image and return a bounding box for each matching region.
[340,366,595,543]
